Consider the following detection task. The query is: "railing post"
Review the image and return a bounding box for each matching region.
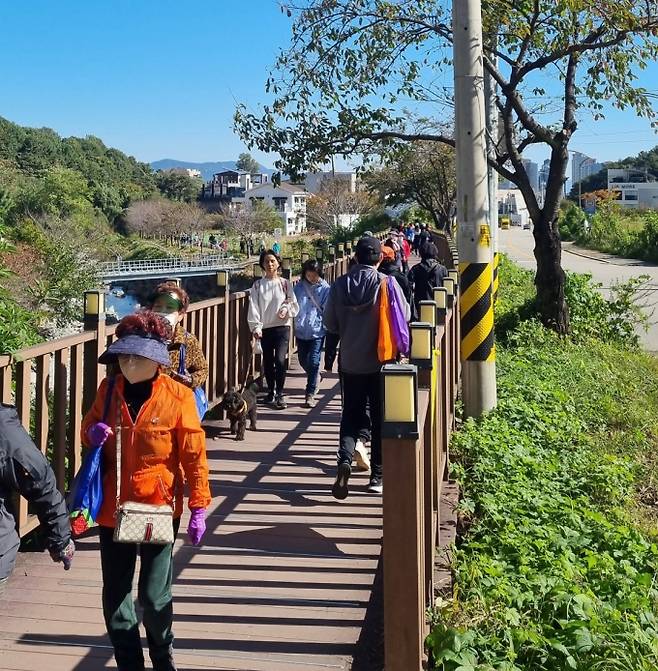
[433,287,450,479]
[409,321,437,605]
[82,290,107,416]
[381,364,425,671]
[442,277,456,429]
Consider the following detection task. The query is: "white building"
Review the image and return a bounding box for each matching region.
[607,168,658,209]
[304,170,357,194]
[185,169,202,179]
[243,182,307,235]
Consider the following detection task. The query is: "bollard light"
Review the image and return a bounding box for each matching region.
[301,252,310,262]
[282,257,292,270]
[216,270,229,288]
[409,322,433,369]
[418,300,437,329]
[337,242,344,256]
[345,242,352,255]
[164,277,181,287]
[433,286,448,320]
[443,277,455,308]
[315,247,324,261]
[84,290,105,316]
[381,363,419,438]
[253,263,262,278]
[448,269,458,287]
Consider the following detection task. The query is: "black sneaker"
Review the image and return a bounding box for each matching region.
[263,391,275,405]
[368,475,383,494]
[332,461,351,500]
[275,394,287,409]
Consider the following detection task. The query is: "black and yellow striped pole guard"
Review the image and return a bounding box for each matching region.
[493,252,500,304]
[458,261,495,363]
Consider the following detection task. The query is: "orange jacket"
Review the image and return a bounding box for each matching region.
[81,374,211,528]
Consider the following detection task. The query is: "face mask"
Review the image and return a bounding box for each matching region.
[118,355,159,384]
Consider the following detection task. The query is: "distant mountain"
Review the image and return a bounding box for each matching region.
[151,159,275,181]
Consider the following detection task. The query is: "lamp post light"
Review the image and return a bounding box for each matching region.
[409,322,434,378]
[432,287,448,322]
[442,277,455,310]
[381,363,419,439]
[83,290,105,321]
[252,263,262,278]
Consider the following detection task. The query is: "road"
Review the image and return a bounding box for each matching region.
[499,227,658,351]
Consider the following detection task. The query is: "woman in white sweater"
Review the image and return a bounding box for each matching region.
[247,250,299,409]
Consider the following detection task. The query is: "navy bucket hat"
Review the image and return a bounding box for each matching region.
[99,334,171,366]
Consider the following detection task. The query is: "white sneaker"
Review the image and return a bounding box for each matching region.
[354,440,370,472]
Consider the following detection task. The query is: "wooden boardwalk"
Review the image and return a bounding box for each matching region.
[0,361,383,670]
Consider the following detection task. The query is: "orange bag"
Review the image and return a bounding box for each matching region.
[377,278,397,362]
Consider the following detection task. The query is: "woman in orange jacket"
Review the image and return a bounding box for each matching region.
[81,311,211,671]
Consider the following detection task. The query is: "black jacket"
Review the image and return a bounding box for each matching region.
[379,261,414,308]
[0,404,71,579]
[408,259,449,313]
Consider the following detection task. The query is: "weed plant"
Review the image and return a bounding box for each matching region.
[428,256,658,670]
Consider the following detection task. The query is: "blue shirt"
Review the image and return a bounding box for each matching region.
[294,279,330,340]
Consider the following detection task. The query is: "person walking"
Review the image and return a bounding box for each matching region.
[248,249,299,409]
[149,283,208,391]
[82,311,211,671]
[324,236,410,498]
[379,245,414,315]
[272,240,281,255]
[0,406,74,596]
[294,259,330,408]
[407,242,449,318]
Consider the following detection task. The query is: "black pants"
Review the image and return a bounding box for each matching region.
[99,518,180,671]
[339,372,382,478]
[262,325,290,394]
[324,332,340,371]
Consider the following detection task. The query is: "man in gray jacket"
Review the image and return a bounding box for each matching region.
[324,236,410,498]
[0,404,74,595]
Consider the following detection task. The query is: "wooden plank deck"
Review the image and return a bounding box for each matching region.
[0,360,383,670]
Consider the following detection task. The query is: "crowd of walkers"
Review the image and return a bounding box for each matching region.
[0,221,446,671]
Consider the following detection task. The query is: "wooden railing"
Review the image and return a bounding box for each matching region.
[381,231,460,671]
[0,239,368,538]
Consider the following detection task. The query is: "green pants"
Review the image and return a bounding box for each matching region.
[99,520,180,671]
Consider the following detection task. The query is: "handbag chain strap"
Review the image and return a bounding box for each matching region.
[115,391,122,511]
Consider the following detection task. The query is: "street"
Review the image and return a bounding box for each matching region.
[499,227,658,351]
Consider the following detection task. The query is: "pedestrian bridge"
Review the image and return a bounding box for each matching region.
[0,232,461,670]
[98,253,245,282]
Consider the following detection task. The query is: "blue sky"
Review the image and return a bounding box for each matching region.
[1,1,658,172]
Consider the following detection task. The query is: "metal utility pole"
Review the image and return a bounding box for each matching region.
[453,0,497,416]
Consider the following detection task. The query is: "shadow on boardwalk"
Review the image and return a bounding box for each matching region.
[0,360,383,671]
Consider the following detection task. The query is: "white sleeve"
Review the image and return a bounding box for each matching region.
[247,281,263,334]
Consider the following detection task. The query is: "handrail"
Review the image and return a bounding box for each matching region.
[0,248,357,537]
[380,229,460,670]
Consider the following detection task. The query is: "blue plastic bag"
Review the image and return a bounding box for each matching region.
[179,341,208,420]
[68,378,114,535]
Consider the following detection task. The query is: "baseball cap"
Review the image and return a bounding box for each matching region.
[355,236,382,264]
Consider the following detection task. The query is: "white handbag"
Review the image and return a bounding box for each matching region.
[112,393,174,545]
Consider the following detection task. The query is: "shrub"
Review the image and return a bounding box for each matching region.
[428,256,658,670]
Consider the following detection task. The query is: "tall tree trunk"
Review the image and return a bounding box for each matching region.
[532,208,569,333]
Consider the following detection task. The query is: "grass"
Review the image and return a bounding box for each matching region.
[427,256,658,670]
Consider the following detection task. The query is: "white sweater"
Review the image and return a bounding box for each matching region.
[247,276,300,335]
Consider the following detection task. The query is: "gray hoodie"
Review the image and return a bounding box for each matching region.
[324,263,410,375]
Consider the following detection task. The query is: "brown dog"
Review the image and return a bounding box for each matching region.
[218,384,258,440]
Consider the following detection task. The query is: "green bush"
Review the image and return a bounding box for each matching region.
[427,256,658,670]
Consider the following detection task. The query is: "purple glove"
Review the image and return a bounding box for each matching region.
[49,539,75,570]
[87,422,113,447]
[187,508,206,546]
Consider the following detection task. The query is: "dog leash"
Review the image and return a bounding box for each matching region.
[239,342,255,394]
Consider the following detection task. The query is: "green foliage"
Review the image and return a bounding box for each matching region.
[572,202,658,263]
[236,152,260,174]
[154,170,201,202]
[428,257,658,670]
[558,202,587,241]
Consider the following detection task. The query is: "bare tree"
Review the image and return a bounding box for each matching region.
[306,178,376,234]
